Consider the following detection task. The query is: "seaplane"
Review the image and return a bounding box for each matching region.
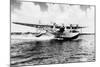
[12,22,86,40]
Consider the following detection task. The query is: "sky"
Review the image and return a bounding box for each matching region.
[11,0,95,33]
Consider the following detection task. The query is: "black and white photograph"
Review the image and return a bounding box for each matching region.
[10,0,95,66]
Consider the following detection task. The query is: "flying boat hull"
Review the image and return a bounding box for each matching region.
[54,33,80,40]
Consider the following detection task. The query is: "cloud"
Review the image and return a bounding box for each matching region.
[80,5,91,12]
[59,4,65,12]
[11,0,22,11]
[33,2,48,12]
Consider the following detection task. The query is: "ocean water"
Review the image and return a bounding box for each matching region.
[10,34,95,66]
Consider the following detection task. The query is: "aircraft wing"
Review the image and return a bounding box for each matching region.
[12,22,61,28]
[12,22,86,29]
[66,26,86,29]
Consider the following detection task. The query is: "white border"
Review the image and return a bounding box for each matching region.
[0,0,98,67]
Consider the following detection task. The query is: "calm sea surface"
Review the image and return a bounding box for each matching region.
[11,35,95,66]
